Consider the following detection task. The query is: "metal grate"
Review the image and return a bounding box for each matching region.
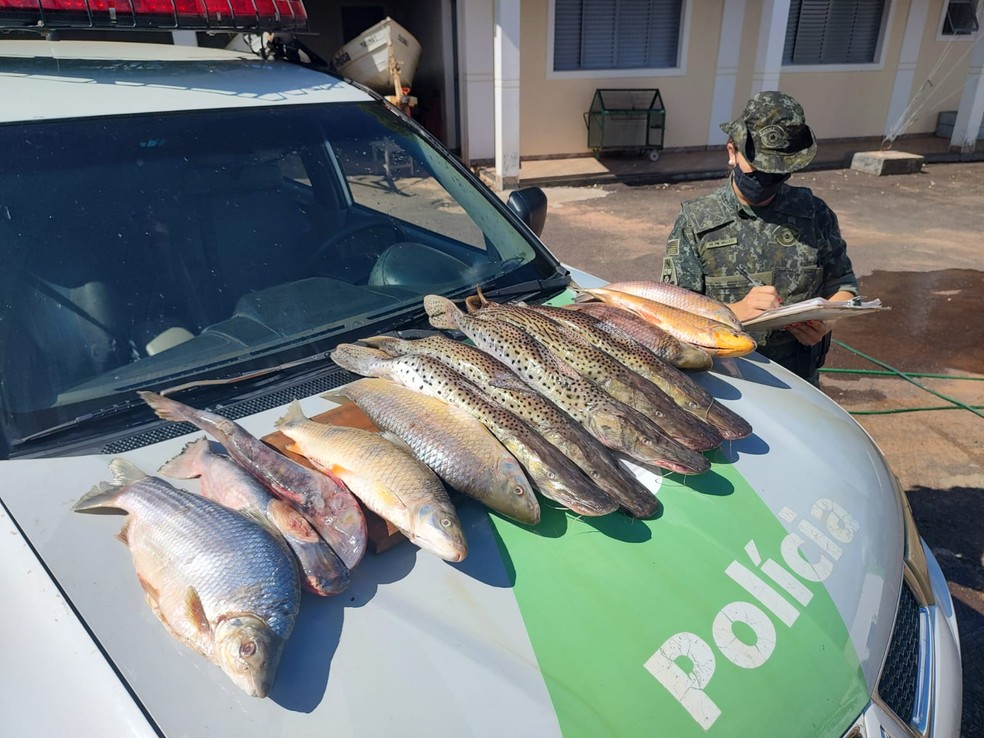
[877,581,921,724]
[102,369,360,454]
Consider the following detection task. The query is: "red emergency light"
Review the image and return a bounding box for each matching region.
[0,0,308,31]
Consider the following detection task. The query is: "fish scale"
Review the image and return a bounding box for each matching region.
[423,295,709,475]
[73,460,300,698]
[363,335,659,518]
[328,378,540,525]
[274,402,469,563]
[467,302,724,452]
[329,344,620,517]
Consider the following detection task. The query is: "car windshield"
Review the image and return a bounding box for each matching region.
[0,101,561,447]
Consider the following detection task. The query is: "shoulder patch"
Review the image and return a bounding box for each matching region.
[661,257,678,283]
[665,238,680,257]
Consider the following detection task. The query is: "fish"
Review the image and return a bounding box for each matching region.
[326,378,540,525]
[73,458,300,698]
[362,335,660,518]
[567,301,713,370]
[159,438,350,596]
[138,391,368,570]
[330,343,621,516]
[578,287,758,357]
[464,299,724,452]
[527,305,752,441]
[599,280,744,331]
[274,401,469,562]
[423,295,709,475]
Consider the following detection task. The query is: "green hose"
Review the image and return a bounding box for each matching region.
[821,339,984,419]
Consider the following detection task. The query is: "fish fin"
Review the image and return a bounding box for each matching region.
[72,480,126,515]
[136,572,160,603]
[379,431,413,453]
[572,290,600,304]
[109,458,148,487]
[464,294,484,314]
[158,437,210,479]
[115,518,132,546]
[184,587,211,636]
[137,390,189,424]
[488,370,535,393]
[319,389,351,406]
[423,294,461,331]
[359,335,406,356]
[273,400,307,430]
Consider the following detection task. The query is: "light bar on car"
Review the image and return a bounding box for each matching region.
[0,0,308,31]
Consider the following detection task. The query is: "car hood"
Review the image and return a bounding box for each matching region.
[0,352,903,737]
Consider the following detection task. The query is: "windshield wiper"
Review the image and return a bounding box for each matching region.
[12,398,147,447]
[155,351,333,397]
[478,267,571,300]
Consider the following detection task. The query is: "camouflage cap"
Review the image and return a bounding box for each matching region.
[720,91,817,174]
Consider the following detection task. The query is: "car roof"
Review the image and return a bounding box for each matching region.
[0,40,373,123]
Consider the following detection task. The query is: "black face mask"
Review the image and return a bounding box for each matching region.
[732,166,790,204]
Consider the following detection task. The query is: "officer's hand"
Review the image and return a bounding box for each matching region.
[731,285,781,322]
[786,320,831,346]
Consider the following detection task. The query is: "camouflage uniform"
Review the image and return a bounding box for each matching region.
[661,91,858,381]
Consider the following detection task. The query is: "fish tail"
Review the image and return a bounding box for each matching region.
[359,335,408,356]
[110,458,149,486]
[273,400,307,430]
[329,343,390,377]
[73,479,127,515]
[137,390,193,424]
[423,294,461,331]
[158,437,210,480]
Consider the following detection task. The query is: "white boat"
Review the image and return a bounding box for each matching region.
[331,17,421,96]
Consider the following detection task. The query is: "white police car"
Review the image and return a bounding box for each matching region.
[0,3,962,736]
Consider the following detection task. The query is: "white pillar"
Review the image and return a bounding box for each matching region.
[457,0,495,164]
[494,0,522,189]
[884,0,930,141]
[751,0,790,94]
[708,0,747,146]
[950,8,984,153]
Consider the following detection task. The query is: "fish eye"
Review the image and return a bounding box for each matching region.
[239,640,257,658]
[513,485,526,496]
[546,470,557,480]
[440,518,452,528]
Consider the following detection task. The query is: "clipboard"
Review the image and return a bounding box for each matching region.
[741,296,889,332]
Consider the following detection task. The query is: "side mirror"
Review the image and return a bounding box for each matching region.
[506,187,548,237]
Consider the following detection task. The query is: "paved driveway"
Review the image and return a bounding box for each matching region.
[536,162,984,735]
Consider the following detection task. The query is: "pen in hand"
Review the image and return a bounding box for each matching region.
[735,266,764,287]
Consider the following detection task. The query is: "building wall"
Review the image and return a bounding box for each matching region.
[519,0,724,157]
[515,0,982,157]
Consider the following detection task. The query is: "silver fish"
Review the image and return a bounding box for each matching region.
[159,438,350,596]
[138,391,367,570]
[423,295,709,475]
[326,378,540,525]
[74,458,300,698]
[330,344,620,516]
[363,335,659,518]
[274,401,469,563]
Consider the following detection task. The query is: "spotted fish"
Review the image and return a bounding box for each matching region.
[330,343,620,517]
[423,295,709,475]
[362,335,660,518]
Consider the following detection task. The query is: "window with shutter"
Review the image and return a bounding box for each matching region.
[553,0,683,72]
[783,0,887,66]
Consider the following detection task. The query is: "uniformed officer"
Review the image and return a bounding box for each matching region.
[661,91,858,385]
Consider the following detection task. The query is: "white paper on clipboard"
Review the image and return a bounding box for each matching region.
[741,297,889,332]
